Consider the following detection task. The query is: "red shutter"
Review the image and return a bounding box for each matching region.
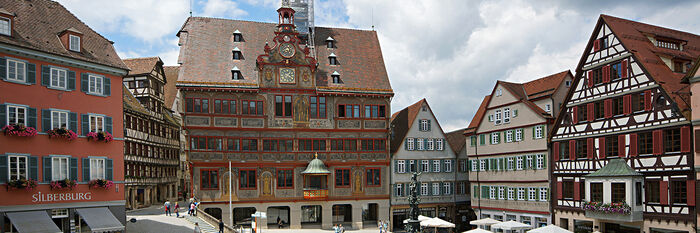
[593,39,600,51]
[604,99,612,118]
[645,90,653,111]
[688,180,696,206]
[553,142,560,161]
[603,65,610,83]
[681,126,691,153]
[572,107,578,124]
[653,130,663,155]
[618,134,626,157]
[587,138,595,159]
[587,71,594,87]
[574,181,581,200]
[623,94,632,115]
[569,140,576,161]
[629,134,638,157]
[588,103,595,122]
[660,181,669,205]
[621,60,628,78]
[557,181,563,200]
[599,137,606,159]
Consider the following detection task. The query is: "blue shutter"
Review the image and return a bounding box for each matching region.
[0,57,6,80]
[81,114,89,135]
[26,63,36,84]
[105,116,113,134]
[441,159,446,172]
[27,108,37,129]
[69,157,78,181]
[427,120,431,131]
[404,139,408,150]
[42,109,51,132]
[0,104,6,127]
[43,157,52,182]
[394,160,398,173]
[82,158,90,182]
[41,65,50,86]
[412,160,417,172]
[67,70,76,90]
[0,155,6,183]
[29,156,38,181]
[81,73,89,93]
[106,159,113,181]
[69,112,77,132]
[103,77,111,96]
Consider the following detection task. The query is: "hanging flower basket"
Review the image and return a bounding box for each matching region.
[48,128,78,141]
[1,124,37,137]
[7,179,37,191]
[49,179,77,190]
[582,201,631,215]
[87,131,113,142]
[88,179,114,190]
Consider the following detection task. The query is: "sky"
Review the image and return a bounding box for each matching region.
[56,0,700,132]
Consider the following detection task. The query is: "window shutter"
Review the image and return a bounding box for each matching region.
[427,120,431,131]
[81,73,89,93]
[499,158,505,171]
[653,130,662,155]
[467,159,472,171]
[404,139,408,150]
[441,159,446,172]
[532,127,536,139]
[82,158,90,182]
[106,158,113,181]
[424,138,429,150]
[103,77,111,96]
[553,142,560,161]
[0,57,5,80]
[26,63,36,84]
[660,181,668,205]
[412,160,417,172]
[629,134,638,157]
[572,107,578,124]
[69,112,77,132]
[29,156,38,181]
[64,70,75,90]
[514,109,518,117]
[488,115,493,122]
[81,114,89,136]
[618,135,626,157]
[604,99,612,118]
[0,104,5,127]
[603,65,610,83]
[681,126,691,153]
[587,71,593,87]
[69,157,78,181]
[42,109,51,132]
[569,140,576,161]
[0,155,6,183]
[644,90,653,111]
[574,181,581,200]
[621,60,628,78]
[687,180,695,206]
[623,94,632,115]
[481,186,488,198]
[593,39,600,51]
[43,157,52,182]
[27,108,37,129]
[587,103,594,122]
[599,137,606,159]
[543,154,547,168]
[587,138,595,159]
[418,160,423,172]
[556,181,563,199]
[41,65,50,86]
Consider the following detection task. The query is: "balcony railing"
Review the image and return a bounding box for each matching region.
[303,189,328,200]
[582,201,641,222]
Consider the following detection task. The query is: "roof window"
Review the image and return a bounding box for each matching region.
[331,71,340,84]
[231,66,242,80]
[232,47,242,60]
[329,53,338,65]
[233,30,243,42]
[326,36,334,48]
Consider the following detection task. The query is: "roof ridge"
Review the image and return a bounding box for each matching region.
[48,0,114,44]
[123,56,160,60]
[601,14,700,38]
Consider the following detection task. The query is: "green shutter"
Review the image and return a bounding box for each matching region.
[106,159,113,181]
[103,77,111,96]
[82,158,90,182]
[532,126,536,139]
[26,63,36,85]
[69,112,77,132]
[498,132,502,144]
[0,57,5,80]
[412,160,417,172]
[0,155,7,183]
[427,120,431,131]
[27,108,37,129]
[404,139,408,150]
[69,157,78,181]
[42,109,51,132]
[29,156,38,181]
[81,73,89,93]
[468,159,472,171]
[480,134,485,145]
[105,116,113,134]
[43,157,51,182]
[394,160,398,173]
[0,104,5,128]
[41,65,50,86]
[499,158,505,170]
[81,114,89,135]
[514,109,518,117]
[481,186,488,198]
[67,70,76,90]
[543,154,547,169]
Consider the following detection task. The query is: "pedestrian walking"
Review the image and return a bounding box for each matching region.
[333,224,339,233]
[174,203,180,218]
[190,202,196,216]
[194,222,201,233]
[277,216,283,228]
[164,201,171,216]
[219,219,224,233]
[379,220,384,233]
[339,224,345,233]
[384,220,389,233]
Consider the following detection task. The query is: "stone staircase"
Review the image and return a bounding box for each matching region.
[185,215,218,233]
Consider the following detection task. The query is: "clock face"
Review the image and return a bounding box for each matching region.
[279,43,295,58]
[279,68,295,84]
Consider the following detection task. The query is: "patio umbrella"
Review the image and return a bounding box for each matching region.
[470,218,502,226]
[491,220,533,231]
[421,217,456,228]
[402,215,432,223]
[527,225,573,233]
[463,229,494,233]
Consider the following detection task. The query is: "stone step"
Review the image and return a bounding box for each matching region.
[185,215,219,233]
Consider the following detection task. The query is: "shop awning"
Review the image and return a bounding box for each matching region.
[76,207,125,232]
[6,210,62,233]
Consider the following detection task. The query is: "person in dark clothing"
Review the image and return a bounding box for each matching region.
[218,219,224,233]
[277,217,282,228]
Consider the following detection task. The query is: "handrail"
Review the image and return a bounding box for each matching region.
[196,206,238,233]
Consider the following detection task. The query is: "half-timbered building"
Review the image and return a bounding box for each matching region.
[122,57,181,209]
[466,71,572,228]
[175,1,392,230]
[550,15,699,233]
[682,56,700,230]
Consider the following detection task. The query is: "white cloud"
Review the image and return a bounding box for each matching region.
[200,0,248,18]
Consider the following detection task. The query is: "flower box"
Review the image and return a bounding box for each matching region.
[87,131,113,142]
[581,201,631,214]
[1,124,37,137]
[50,179,77,190]
[48,128,78,141]
[6,179,37,191]
[88,179,114,190]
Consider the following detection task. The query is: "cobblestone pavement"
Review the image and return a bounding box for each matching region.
[125,202,197,233]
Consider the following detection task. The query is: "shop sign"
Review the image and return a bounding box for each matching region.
[32,191,92,203]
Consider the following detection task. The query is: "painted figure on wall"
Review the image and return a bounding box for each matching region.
[294,96,309,123]
[353,170,363,193]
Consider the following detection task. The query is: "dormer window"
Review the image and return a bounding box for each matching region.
[232,47,242,60]
[328,53,338,65]
[231,66,242,80]
[496,88,502,96]
[326,37,335,48]
[0,17,10,36]
[657,39,680,50]
[599,37,609,50]
[69,35,81,52]
[233,30,242,42]
[331,71,340,84]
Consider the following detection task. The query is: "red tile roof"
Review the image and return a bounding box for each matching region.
[390,98,428,153]
[464,95,490,135]
[163,66,180,109]
[445,128,467,154]
[523,70,571,99]
[123,57,161,76]
[0,0,127,70]
[600,14,700,117]
[175,17,391,94]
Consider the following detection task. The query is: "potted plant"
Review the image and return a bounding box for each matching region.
[1,124,37,137]
[49,179,77,190]
[48,127,78,141]
[582,201,631,214]
[6,179,37,191]
[88,179,114,190]
[86,131,113,142]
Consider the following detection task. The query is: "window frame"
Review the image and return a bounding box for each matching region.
[201,169,219,190]
[49,67,68,89]
[0,16,10,36]
[88,114,105,133]
[69,35,81,52]
[309,96,326,118]
[276,168,294,189]
[421,160,430,173]
[671,179,687,205]
[8,154,28,181]
[611,182,626,203]
[432,160,441,172]
[365,167,381,187]
[534,125,544,139]
[406,138,415,151]
[88,74,104,95]
[241,100,263,115]
[239,169,256,190]
[185,97,210,113]
[664,128,681,153]
[444,159,452,172]
[364,104,386,119]
[274,95,293,118]
[590,182,603,202]
[536,154,544,169]
[50,110,69,130]
[337,104,360,118]
[397,160,406,173]
[213,99,237,114]
[334,168,351,188]
[421,183,429,196]
[89,158,105,180]
[539,188,548,202]
[6,105,26,126]
[515,129,523,141]
[51,156,69,181]
[6,58,26,82]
